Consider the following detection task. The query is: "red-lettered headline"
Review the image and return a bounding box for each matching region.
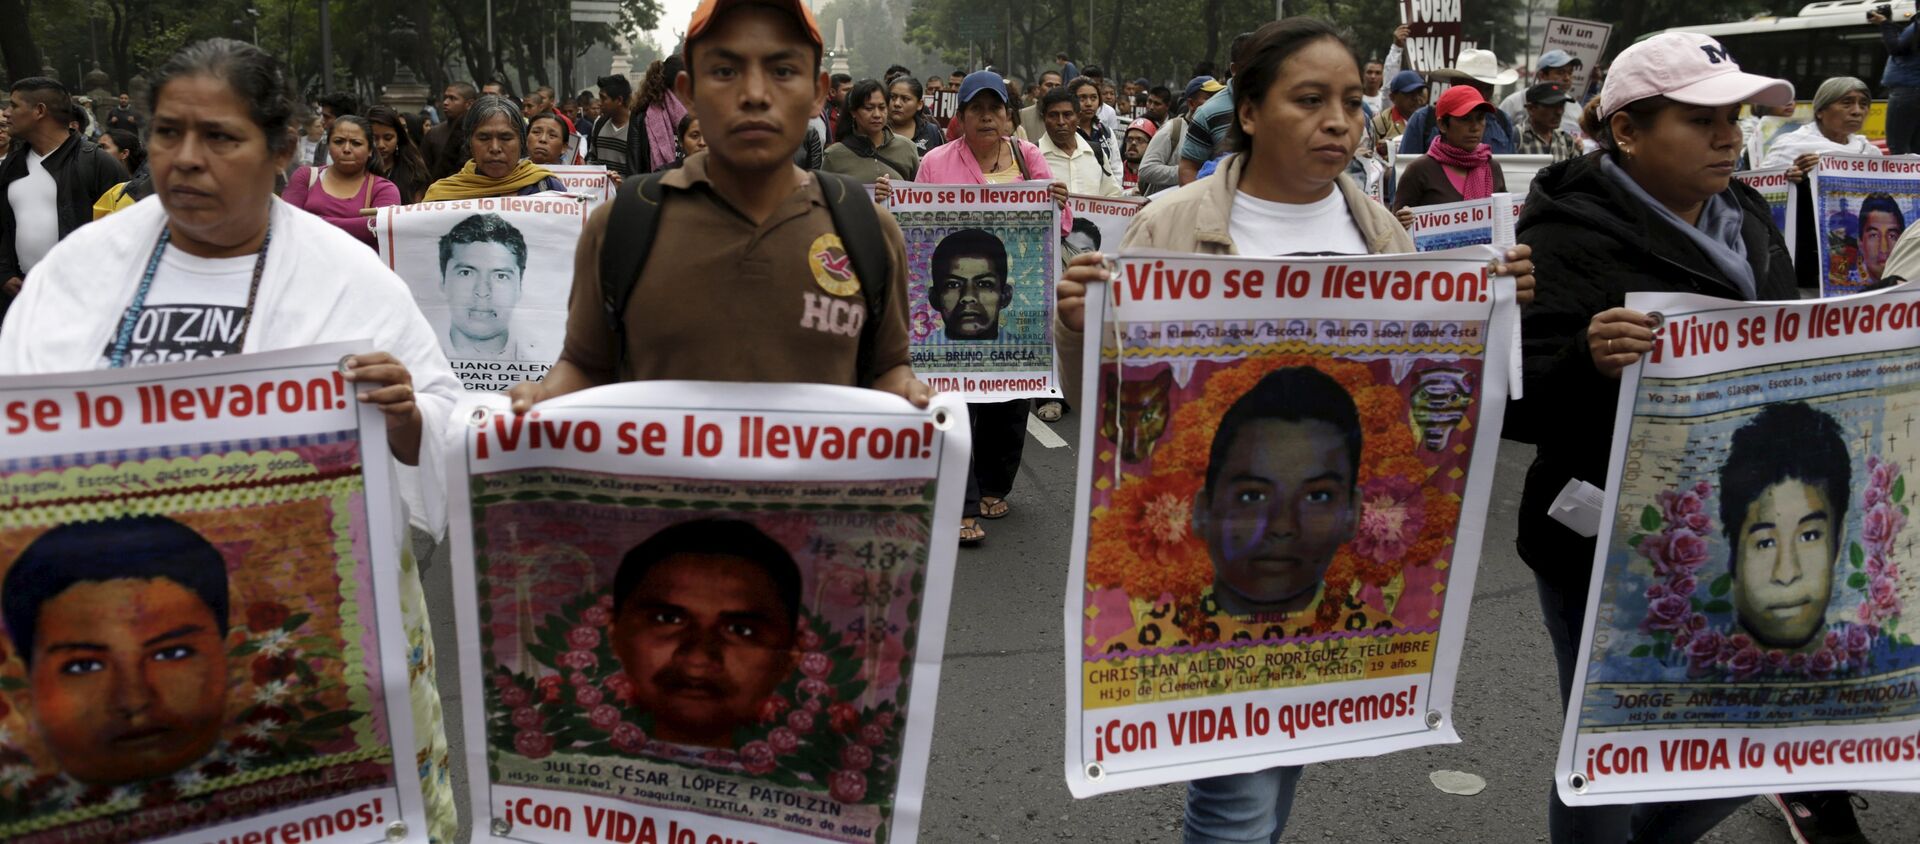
[1820,154,1920,176]
[473,411,935,463]
[1650,299,1920,363]
[1090,685,1420,762]
[1582,729,1920,783]
[4,374,348,435]
[890,185,1051,206]
[204,797,388,844]
[1112,259,1487,305]
[500,796,772,844]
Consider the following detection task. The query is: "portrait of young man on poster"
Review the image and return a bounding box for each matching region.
[1718,402,1851,650]
[440,212,529,360]
[610,519,802,749]
[1193,367,1361,619]
[1,515,235,787]
[929,228,1011,341]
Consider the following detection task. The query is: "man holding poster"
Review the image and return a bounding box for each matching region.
[1053,19,1535,841]
[450,381,970,844]
[507,0,930,416]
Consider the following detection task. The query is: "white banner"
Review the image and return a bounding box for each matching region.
[1063,248,1519,796]
[1735,167,1798,260]
[1403,194,1524,253]
[1809,153,1920,297]
[878,181,1063,400]
[1065,194,1144,266]
[450,381,971,844]
[1556,287,1920,804]
[376,196,588,392]
[1541,17,1611,98]
[0,344,428,844]
[545,164,616,209]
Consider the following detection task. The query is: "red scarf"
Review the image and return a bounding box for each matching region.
[1426,136,1494,200]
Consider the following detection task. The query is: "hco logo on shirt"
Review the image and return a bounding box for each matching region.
[104,304,249,365]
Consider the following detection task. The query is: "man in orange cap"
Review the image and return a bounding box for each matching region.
[511,0,932,413]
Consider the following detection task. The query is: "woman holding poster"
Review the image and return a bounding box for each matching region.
[1511,32,1852,843]
[1059,18,1533,843]
[918,70,1068,545]
[422,96,566,201]
[0,38,459,842]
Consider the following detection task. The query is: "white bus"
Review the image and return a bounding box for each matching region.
[1653,0,1916,136]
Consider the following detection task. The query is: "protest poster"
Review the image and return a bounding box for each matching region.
[1063,248,1520,795]
[1555,288,1920,805]
[1809,153,1920,297]
[1400,0,1463,72]
[1541,17,1611,97]
[921,92,957,123]
[882,181,1062,400]
[1065,194,1145,267]
[449,381,970,844]
[1735,167,1796,253]
[0,343,428,843]
[376,195,587,392]
[544,164,616,209]
[1403,195,1524,253]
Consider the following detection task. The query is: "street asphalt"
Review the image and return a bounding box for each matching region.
[418,414,1919,843]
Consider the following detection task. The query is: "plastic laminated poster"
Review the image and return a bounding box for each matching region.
[1402,194,1524,254]
[1064,248,1519,795]
[376,195,587,393]
[450,380,971,844]
[1808,153,1920,297]
[0,343,429,844]
[880,181,1062,401]
[1556,287,1920,805]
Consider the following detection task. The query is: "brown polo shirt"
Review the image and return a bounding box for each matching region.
[560,152,912,386]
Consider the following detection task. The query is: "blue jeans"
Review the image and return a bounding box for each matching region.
[1183,765,1305,844]
[1886,87,1920,156]
[1534,575,1750,843]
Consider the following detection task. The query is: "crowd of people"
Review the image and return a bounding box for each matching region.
[0,0,1911,841]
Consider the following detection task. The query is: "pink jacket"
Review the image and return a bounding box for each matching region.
[916,137,1071,234]
[282,166,400,247]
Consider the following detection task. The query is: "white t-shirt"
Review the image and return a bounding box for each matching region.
[8,150,59,274]
[100,248,256,367]
[1229,188,1369,257]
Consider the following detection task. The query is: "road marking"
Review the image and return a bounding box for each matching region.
[1027,413,1068,449]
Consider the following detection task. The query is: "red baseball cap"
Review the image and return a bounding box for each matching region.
[687,0,823,49]
[1434,85,1496,120]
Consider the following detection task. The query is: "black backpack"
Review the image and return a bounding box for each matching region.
[597,169,891,386]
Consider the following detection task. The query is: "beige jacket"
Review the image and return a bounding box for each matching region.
[1057,153,1412,400]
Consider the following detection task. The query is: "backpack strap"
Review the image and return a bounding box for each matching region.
[1011,139,1032,181]
[813,170,892,388]
[598,170,671,382]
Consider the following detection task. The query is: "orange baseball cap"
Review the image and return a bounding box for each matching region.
[687,0,823,49]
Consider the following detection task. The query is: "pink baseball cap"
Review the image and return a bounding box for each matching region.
[1599,32,1794,118]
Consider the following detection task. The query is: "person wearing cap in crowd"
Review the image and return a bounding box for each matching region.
[1138,76,1221,196]
[1393,86,1507,221]
[1508,31,1862,844]
[1513,82,1581,162]
[1179,31,1259,184]
[919,68,1068,546]
[1120,118,1155,195]
[1399,48,1519,154]
[1500,49,1583,137]
[1364,22,1412,118]
[1369,69,1428,153]
[508,0,931,417]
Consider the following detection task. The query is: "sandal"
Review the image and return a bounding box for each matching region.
[978,496,1011,519]
[959,518,986,545]
[1036,400,1064,422]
